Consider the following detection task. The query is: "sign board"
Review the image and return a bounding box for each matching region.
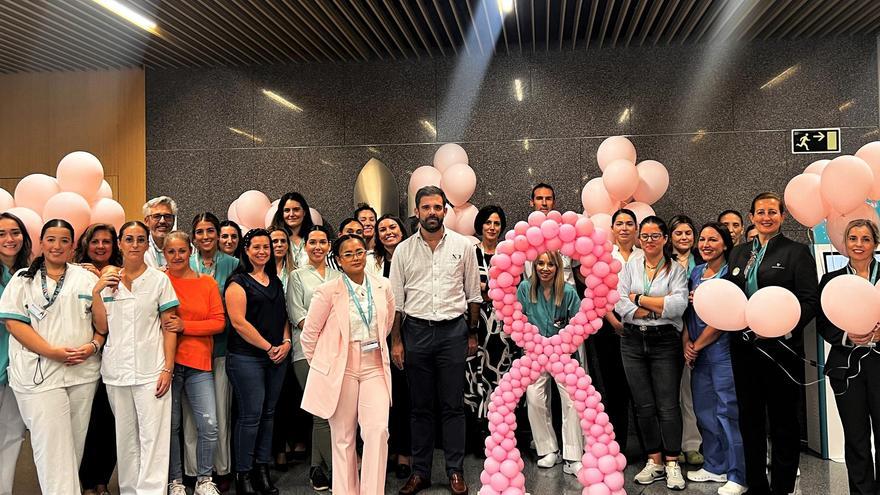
[791,128,841,154]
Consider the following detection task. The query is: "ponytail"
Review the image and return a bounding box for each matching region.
[20,255,44,279]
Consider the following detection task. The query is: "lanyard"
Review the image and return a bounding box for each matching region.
[642,257,666,295]
[846,262,879,284]
[745,237,772,296]
[343,275,374,332]
[150,236,164,267]
[40,264,66,310]
[196,251,216,277]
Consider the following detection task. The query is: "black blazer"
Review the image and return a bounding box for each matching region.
[725,234,819,355]
[816,264,878,380]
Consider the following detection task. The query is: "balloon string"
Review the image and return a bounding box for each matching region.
[743,331,877,395]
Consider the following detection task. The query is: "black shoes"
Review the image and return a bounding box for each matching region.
[234,472,256,495]
[309,466,331,491]
[251,464,279,495]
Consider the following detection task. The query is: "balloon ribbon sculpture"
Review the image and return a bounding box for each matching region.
[480,210,627,495]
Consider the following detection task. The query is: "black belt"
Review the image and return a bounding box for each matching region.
[405,314,464,327]
[624,323,676,334]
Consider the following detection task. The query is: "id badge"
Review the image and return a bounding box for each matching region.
[360,339,379,352]
[28,304,47,321]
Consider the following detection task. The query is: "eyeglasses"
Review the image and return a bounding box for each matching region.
[339,249,367,260]
[149,213,175,223]
[638,233,664,241]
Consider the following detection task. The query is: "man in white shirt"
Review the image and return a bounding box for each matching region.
[142,196,177,269]
[390,186,481,495]
[524,183,581,286]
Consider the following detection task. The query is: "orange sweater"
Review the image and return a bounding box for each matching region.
[167,273,226,371]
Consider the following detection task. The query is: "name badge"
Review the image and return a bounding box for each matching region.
[361,339,379,352]
[28,304,46,321]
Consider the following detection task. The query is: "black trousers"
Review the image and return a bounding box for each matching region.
[389,353,412,457]
[79,380,117,488]
[404,316,468,478]
[832,352,880,495]
[271,362,309,456]
[589,322,633,452]
[730,340,802,495]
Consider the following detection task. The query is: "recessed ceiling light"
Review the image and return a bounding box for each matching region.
[92,0,158,34]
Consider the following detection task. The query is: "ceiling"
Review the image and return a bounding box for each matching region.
[1,0,879,73]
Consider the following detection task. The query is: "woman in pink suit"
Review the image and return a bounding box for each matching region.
[301,233,395,495]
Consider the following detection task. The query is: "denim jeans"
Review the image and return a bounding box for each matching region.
[226,353,288,472]
[170,365,218,480]
[620,325,684,457]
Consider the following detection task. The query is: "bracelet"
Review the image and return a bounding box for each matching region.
[282,338,292,346]
[94,329,108,337]
[161,368,173,375]
[634,294,642,307]
[89,340,100,355]
[266,344,274,353]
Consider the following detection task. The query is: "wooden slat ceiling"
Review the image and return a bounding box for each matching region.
[1,0,879,73]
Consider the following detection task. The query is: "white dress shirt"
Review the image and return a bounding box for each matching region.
[615,255,688,331]
[389,228,482,321]
[346,276,379,342]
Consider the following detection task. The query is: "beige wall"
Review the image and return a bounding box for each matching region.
[0,68,145,220]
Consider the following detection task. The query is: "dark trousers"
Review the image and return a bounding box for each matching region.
[404,316,468,478]
[271,362,309,457]
[79,379,117,489]
[590,322,633,452]
[832,352,880,495]
[731,340,801,495]
[226,352,288,472]
[620,325,684,458]
[389,356,412,457]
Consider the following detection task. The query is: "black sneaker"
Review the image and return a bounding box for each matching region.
[310,466,331,491]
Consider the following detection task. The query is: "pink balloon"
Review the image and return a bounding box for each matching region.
[3,207,42,256]
[409,165,443,202]
[526,227,544,247]
[0,188,13,211]
[804,159,830,175]
[597,136,636,171]
[856,141,880,200]
[433,143,469,173]
[90,198,126,231]
[784,174,828,228]
[490,472,509,491]
[264,207,275,229]
[746,286,801,338]
[827,204,880,254]
[309,207,323,226]
[582,178,616,215]
[821,274,880,336]
[693,279,748,330]
[590,213,612,233]
[95,180,113,201]
[540,219,559,239]
[453,203,479,236]
[444,205,459,229]
[632,160,669,205]
[42,192,91,239]
[602,159,639,201]
[14,174,60,213]
[227,200,241,225]
[237,190,272,228]
[622,201,654,224]
[441,163,477,207]
[56,151,104,200]
[821,155,873,214]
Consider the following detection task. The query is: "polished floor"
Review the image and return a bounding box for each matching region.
[11,432,848,494]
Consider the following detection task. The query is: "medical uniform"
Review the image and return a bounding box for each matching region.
[0,264,100,495]
[101,266,179,495]
[0,265,25,495]
[687,263,746,485]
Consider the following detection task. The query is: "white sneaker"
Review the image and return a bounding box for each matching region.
[536,451,561,468]
[687,468,727,483]
[563,460,582,476]
[718,481,748,495]
[168,480,187,495]
[633,459,665,485]
[195,478,221,495]
[666,462,686,490]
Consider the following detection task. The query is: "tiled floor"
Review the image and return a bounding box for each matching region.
[12,433,849,494]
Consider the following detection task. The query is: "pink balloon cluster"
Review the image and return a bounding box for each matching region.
[228,192,323,232]
[821,275,880,337]
[408,143,478,235]
[785,142,880,252]
[583,137,668,223]
[693,279,801,338]
[2,151,124,252]
[480,211,626,495]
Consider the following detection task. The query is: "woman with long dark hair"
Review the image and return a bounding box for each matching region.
[218,220,243,259]
[225,229,291,495]
[76,223,121,495]
[0,212,31,495]
[0,219,102,494]
[366,215,409,279]
[270,192,314,269]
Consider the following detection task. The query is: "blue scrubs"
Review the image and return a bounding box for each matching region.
[687,263,746,484]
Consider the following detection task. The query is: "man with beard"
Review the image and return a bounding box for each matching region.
[390,186,481,495]
[142,196,177,269]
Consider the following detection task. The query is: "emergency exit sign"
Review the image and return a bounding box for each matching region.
[791,128,841,154]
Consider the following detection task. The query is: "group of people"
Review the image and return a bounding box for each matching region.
[0,181,878,495]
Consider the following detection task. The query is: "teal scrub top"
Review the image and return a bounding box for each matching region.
[0,266,11,385]
[190,251,239,358]
[516,279,581,338]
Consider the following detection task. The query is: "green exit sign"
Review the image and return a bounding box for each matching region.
[791,128,841,154]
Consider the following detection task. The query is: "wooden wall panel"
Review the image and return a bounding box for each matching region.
[0,68,145,221]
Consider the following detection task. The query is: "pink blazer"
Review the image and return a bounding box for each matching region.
[300,273,395,419]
